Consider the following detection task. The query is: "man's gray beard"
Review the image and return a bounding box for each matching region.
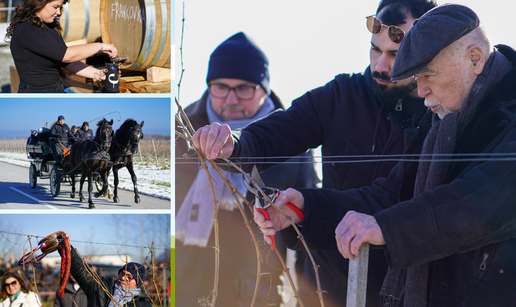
[371,80,417,105]
[425,99,456,119]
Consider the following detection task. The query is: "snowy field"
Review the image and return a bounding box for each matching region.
[0,151,171,200]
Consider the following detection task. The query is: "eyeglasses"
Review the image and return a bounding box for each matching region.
[366,15,405,43]
[4,280,18,288]
[208,83,260,100]
[118,272,135,281]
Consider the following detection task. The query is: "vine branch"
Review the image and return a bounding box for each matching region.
[176,99,326,306]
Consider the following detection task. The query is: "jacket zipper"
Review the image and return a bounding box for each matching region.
[371,110,401,179]
[395,99,403,111]
[477,245,493,277]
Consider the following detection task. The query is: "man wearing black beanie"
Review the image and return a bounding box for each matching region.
[69,247,152,307]
[192,1,438,306]
[78,122,94,140]
[175,32,318,306]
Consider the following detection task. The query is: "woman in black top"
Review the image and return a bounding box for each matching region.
[6,0,118,93]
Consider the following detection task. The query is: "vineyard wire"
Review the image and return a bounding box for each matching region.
[0,230,169,250]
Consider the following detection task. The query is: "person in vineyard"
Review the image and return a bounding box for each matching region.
[5,0,118,93]
[69,247,152,307]
[255,4,516,306]
[191,0,437,305]
[175,32,319,306]
[0,270,40,307]
[53,275,88,307]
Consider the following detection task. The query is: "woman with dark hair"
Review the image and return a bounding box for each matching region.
[0,270,40,307]
[5,0,118,93]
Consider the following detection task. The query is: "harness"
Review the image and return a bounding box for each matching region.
[58,140,71,158]
[111,136,132,157]
[82,140,111,161]
[81,124,113,162]
[111,126,142,157]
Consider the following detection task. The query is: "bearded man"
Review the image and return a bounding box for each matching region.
[192,1,438,305]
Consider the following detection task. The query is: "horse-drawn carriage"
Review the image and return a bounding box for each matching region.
[25,118,144,208]
[26,135,103,197]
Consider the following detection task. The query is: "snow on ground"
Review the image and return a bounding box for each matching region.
[0,151,171,200]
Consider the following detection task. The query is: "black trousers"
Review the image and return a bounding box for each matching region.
[18,78,65,93]
[50,140,68,163]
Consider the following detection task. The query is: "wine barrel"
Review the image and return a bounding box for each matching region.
[60,0,102,43]
[99,0,171,71]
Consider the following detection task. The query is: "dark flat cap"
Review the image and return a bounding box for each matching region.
[391,4,479,81]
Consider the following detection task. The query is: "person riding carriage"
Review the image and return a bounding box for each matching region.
[77,121,94,140]
[50,115,75,168]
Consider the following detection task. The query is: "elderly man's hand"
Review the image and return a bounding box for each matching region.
[254,188,305,246]
[192,122,234,160]
[335,211,386,260]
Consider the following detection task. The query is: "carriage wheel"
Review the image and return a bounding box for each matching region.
[93,172,103,192]
[50,166,61,197]
[29,164,37,188]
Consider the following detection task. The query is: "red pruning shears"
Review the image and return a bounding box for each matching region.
[244,165,304,250]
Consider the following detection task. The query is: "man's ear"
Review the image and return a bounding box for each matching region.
[468,45,485,75]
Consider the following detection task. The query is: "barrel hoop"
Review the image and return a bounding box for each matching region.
[83,0,90,39]
[63,3,70,40]
[133,0,155,69]
[149,0,167,67]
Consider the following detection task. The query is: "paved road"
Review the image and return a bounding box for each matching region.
[0,162,170,210]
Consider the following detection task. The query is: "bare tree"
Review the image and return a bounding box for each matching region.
[140,215,145,261]
[108,214,171,262]
[86,228,100,256]
[0,218,22,261]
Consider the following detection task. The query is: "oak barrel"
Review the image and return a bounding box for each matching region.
[60,0,102,43]
[99,0,171,71]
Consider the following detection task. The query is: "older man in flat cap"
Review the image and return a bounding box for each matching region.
[254,4,516,306]
[191,1,439,305]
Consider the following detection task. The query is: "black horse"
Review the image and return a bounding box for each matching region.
[69,118,114,209]
[108,119,144,203]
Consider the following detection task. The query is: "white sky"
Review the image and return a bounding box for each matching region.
[174,0,516,108]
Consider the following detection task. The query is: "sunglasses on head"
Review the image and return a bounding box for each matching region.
[366,15,405,44]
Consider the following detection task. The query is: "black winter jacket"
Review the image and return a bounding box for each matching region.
[175,90,319,307]
[53,281,89,307]
[50,123,75,146]
[295,45,516,306]
[226,67,427,306]
[78,129,94,140]
[70,247,152,307]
